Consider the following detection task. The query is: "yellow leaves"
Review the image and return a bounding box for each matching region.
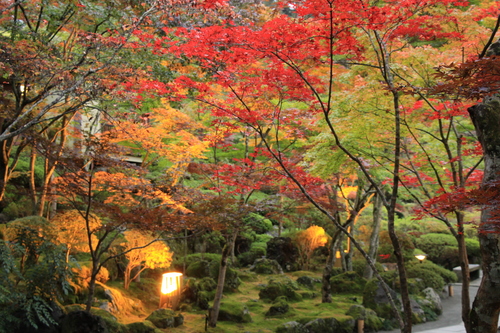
[294,225,330,269]
[122,229,173,270]
[51,210,102,254]
[297,225,330,250]
[160,60,202,76]
[338,186,358,201]
[108,102,209,181]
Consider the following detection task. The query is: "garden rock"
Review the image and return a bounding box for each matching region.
[103,287,134,314]
[363,279,401,319]
[296,276,318,289]
[422,287,443,315]
[267,237,300,271]
[125,321,163,333]
[266,296,290,317]
[411,299,426,324]
[275,321,308,333]
[330,271,367,294]
[217,302,253,323]
[303,317,339,333]
[250,258,284,274]
[145,309,184,328]
[345,305,383,332]
[259,278,302,302]
[59,310,109,333]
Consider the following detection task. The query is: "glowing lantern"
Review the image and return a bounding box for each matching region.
[159,272,183,309]
[415,254,427,264]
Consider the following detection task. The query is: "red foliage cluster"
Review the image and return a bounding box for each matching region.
[433,57,500,100]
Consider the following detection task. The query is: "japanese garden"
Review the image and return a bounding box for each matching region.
[1,0,500,332]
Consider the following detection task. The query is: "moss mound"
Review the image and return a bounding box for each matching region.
[217,302,253,323]
[330,271,367,294]
[259,276,302,302]
[266,296,290,317]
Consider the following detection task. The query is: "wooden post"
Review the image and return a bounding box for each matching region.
[448,284,454,297]
[357,319,364,333]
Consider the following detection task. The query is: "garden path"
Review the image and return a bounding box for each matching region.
[384,272,484,333]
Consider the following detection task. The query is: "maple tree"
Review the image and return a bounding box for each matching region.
[426,15,500,330]
[105,99,209,184]
[50,209,101,263]
[120,230,173,290]
[52,132,191,312]
[0,0,156,209]
[293,225,330,270]
[0,0,224,210]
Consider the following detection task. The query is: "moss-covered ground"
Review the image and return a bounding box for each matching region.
[104,269,359,333]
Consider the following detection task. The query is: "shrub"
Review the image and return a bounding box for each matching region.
[408,261,457,284]
[292,226,330,270]
[244,213,273,234]
[71,263,110,294]
[255,234,273,244]
[184,255,241,291]
[172,253,221,271]
[267,237,300,271]
[415,233,459,269]
[406,266,445,291]
[238,246,266,266]
[0,222,71,332]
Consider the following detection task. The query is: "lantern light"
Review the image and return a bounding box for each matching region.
[159,272,183,310]
[161,272,182,294]
[415,254,427,263]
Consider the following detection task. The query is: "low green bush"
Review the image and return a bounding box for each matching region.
[406,266,445,291]
[244,213,273,234]
[255,234,273,244]
[408,261,457,284]
[238,246,266,266]
[415,233,480,269]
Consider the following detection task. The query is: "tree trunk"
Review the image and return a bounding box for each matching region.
[124,265,132,290]
[0,138,15,204]
[37,116,69,217]
[364,193,382,279]
[86,260,99,312]
[455,212,472,332]
[468,101,500,333]
[208,232,235,328]
[322,232,341,303]
[388,90,412,333]
[28,147,38,211]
